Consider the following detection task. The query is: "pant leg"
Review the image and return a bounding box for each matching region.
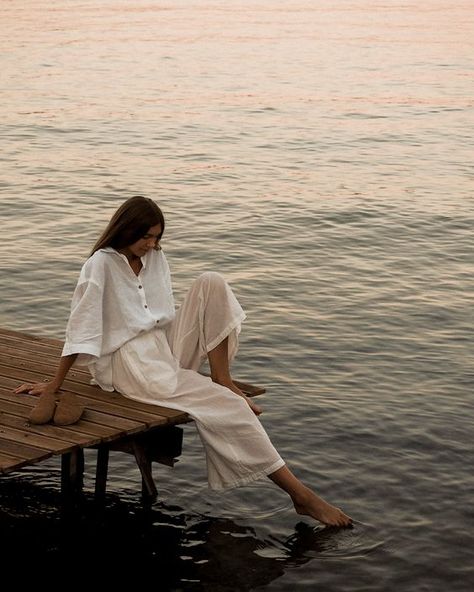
[166,271,246,370]
[112,273,285,490]
[175,368,284,490]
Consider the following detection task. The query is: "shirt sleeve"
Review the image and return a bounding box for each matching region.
[61,278,104,364]
[162,251,175,309]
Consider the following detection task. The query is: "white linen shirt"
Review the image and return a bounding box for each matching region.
[62,247,175,390]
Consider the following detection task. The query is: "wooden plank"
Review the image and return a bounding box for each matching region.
[0,389,148,442]
[0,338,62,358]
[0,364,189,422]
[0,453,38,472]
[0,451,21,464]
[70,409,144,432]
[0,343,65,364]
[0,370,186,427]
[0,424,78,453]
[61,413,141,439]
[0,335,61,354]
[0,376,185,425]
[0,327,62,347]
[2,345,57,371]
[0,436,52,464]
[0,411,104,448]
[0,389,36,415]
[234,380,265,396]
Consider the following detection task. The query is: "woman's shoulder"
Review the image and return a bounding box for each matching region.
[80,248,115,279]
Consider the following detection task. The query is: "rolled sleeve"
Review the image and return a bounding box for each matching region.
[62,279,103,361]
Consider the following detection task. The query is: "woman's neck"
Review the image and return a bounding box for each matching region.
[117,248,142,275]
[118,248,138,263]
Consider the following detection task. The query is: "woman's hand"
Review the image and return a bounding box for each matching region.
[14,355,76,398]
[14,380,57,397]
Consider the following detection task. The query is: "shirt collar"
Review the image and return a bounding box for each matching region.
[100,246,150,268]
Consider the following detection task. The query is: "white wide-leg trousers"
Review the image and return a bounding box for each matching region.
[111,272,285,490]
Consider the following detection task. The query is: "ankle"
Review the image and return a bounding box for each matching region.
[291,485,314,508]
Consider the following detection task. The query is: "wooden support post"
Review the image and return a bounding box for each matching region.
[95,444,110,502]
[61,448,84,498]
[91,426,184,503]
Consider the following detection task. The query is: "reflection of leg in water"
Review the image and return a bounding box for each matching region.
[268,465,352,527]
[196,515,351,590]
[197,517,286,590]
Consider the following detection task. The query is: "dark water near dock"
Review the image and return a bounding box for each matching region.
[1,1,473,589]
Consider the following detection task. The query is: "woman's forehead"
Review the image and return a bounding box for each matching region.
[147,223,162,235]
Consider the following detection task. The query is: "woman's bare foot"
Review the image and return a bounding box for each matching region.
[293,487,352,527]
[212,376,263,416]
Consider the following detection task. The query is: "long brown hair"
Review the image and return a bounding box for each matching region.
[90,196,165,256]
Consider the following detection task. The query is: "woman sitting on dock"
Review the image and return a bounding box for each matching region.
[15,196,352,528]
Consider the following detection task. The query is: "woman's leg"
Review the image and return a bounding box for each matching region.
[268,465,352,527]
[208,335,262,415]
[167,271,260,410]
[167,271,245,372]
[165,273,350,523]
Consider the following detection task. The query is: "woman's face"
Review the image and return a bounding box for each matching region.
[123,223,162,258]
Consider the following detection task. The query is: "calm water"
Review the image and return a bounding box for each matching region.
[1,1,473,589]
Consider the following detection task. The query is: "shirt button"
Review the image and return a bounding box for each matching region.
[144,304,148,308]
[138,285,143,289]
[156,319,160,324]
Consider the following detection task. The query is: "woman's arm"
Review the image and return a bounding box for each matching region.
[14,353,79,396]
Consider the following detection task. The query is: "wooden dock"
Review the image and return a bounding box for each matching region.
[0,327,263,501]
